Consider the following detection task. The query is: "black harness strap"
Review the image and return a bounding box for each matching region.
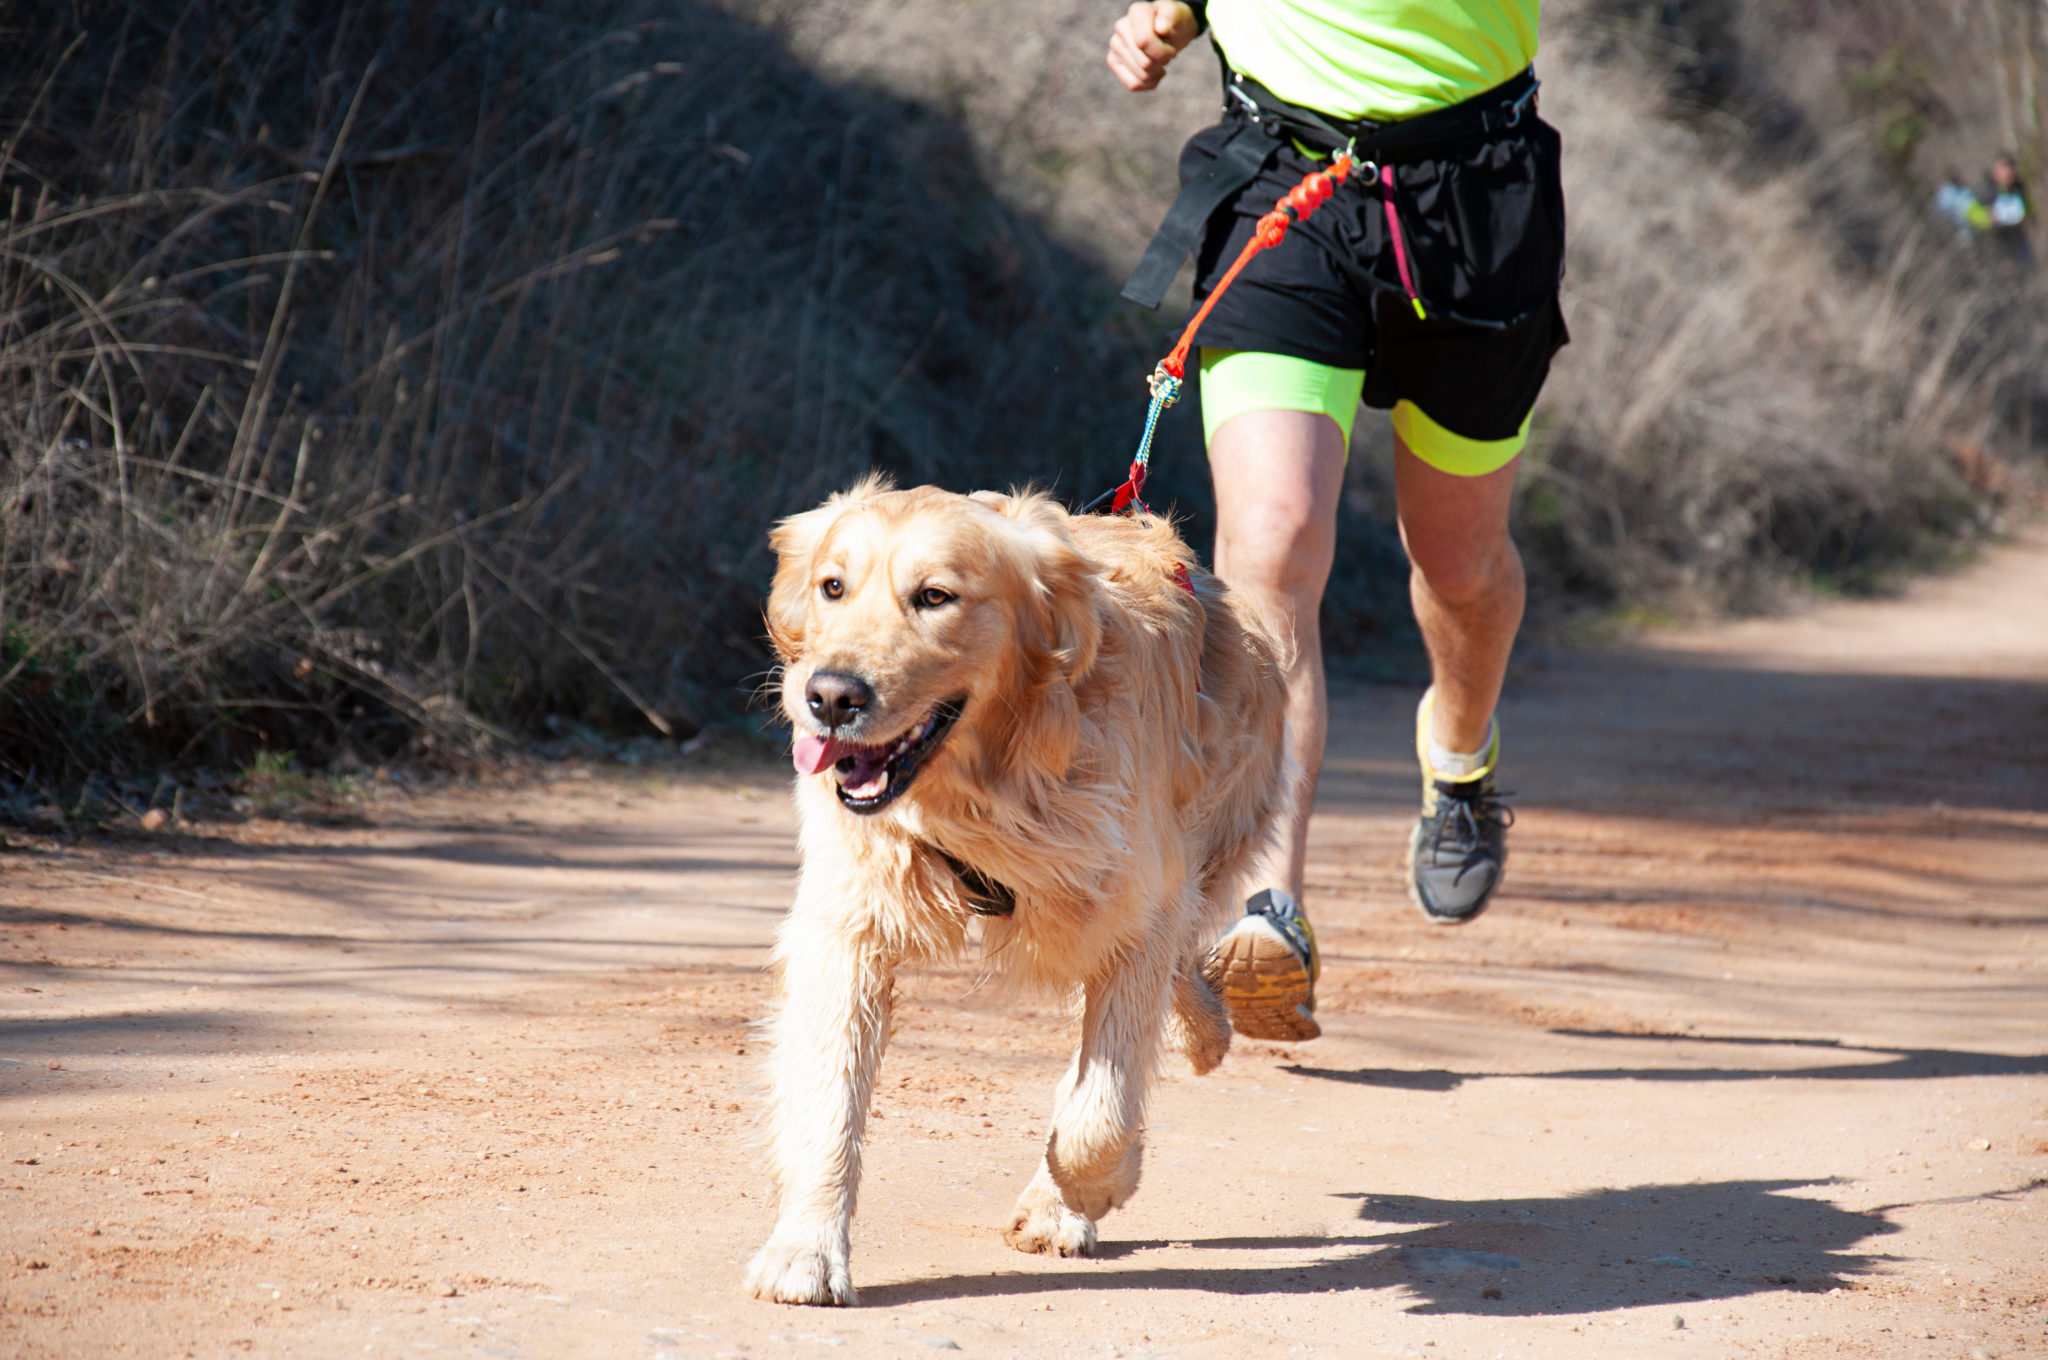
[932,846,1017,918]
[1120,116,1280,310]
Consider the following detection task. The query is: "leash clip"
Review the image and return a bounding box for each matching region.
[1501,77,1540,130]
[1226,76,1264,124]
[1147,364,1183,406]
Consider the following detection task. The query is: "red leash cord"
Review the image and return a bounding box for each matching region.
[1091,151,1358,517]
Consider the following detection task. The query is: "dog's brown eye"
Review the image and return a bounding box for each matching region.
[820,578,844,600]
[915,586,954,610]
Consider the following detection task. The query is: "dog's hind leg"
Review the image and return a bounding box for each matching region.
[1165,956,1231,1076]
[746,923,896,1307]
[1006,942,1174,1254]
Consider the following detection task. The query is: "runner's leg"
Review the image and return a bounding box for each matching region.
[1209,405,1345,899]
[1393,437,1523,754]
[1204,403,1343,1040]
[1395,427,1523,924]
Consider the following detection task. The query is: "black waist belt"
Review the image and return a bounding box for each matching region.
[1120,65,1540,310]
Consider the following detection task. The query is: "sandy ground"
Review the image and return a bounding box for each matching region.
[3,536,2045,1360]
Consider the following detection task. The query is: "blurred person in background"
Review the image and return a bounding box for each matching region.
[1935,168,1979,239]
[1981,153,2031,266]
[1935,153,2032,266]
[1107,0,1566,1042]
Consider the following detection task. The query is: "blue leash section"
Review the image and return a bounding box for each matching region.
[1080,367,1182,516]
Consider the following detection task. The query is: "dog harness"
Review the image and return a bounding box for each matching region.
[932,845,1016,917]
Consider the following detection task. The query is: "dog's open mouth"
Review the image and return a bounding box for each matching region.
[791,699,964,814]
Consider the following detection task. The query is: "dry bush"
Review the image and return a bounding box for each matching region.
[0,0,1163,784]
[1518,3,2046,614]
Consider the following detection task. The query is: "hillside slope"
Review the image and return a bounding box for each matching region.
[0,0,1166,782]
[0,0,2041,793]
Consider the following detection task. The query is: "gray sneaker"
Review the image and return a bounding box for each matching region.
[1409,769,1513,924]
[1409,692,1513,924]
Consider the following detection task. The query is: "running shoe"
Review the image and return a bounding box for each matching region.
[1202,887,1321,1042]
[1409,691,1513,924]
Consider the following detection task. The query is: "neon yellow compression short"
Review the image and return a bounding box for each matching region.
[1199,347,1529,475]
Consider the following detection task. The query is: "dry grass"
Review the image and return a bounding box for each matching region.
[1,0,2043,795]
[1515,5,2046,612]
[0,0,1164,786]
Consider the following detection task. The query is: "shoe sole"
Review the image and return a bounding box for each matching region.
[1406,819,1495,926]
[1201,918,1321,1042]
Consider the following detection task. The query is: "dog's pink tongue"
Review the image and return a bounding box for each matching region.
[792,734,839,776]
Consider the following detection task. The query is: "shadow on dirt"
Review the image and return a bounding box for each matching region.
[0,1008,260,1100]
[1285,1031,2048,1089]
[861,1178,1901,1313]
[0,917,771,1102]
[0,1009,245,1048]
[74,822,802,884]
[0,901,765,955]
[1324,655,2048,819]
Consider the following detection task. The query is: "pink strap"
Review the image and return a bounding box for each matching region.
[1380,166,1428,321]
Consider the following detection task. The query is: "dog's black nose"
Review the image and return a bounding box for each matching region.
[805,671,873,729]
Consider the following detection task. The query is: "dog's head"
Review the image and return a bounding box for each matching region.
[767,477,1102,815]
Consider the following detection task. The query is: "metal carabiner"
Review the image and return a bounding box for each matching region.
[1226,77,1264,124]
[1503,75,1542,128]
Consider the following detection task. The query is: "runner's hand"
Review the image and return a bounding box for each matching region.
[1107,1,1198,92]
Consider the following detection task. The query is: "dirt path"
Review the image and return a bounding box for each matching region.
[5,536,2045,1360]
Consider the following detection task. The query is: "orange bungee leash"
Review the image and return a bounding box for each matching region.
[1085,150,1358,517]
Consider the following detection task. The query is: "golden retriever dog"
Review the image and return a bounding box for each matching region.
[744,477,1288,1306]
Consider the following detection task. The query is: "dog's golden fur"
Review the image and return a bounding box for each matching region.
[746,478,1288,1306]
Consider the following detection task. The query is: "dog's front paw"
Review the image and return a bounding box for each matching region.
[745,1231,855,1306]
[1045,1131,1141,1221]
[1004,1180,1097,1258]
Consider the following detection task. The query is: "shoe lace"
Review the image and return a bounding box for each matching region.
[1430,783,1515,880]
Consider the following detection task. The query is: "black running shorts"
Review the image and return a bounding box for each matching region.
[1181,107,1569,450]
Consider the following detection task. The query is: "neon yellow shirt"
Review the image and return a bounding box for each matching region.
[1207,0,1540,123]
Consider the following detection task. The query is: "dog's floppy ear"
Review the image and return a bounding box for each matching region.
[765,503,837,660]
[1006,496,1101,684]
[975,500,1101,783]
[1036,537,1102,683]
